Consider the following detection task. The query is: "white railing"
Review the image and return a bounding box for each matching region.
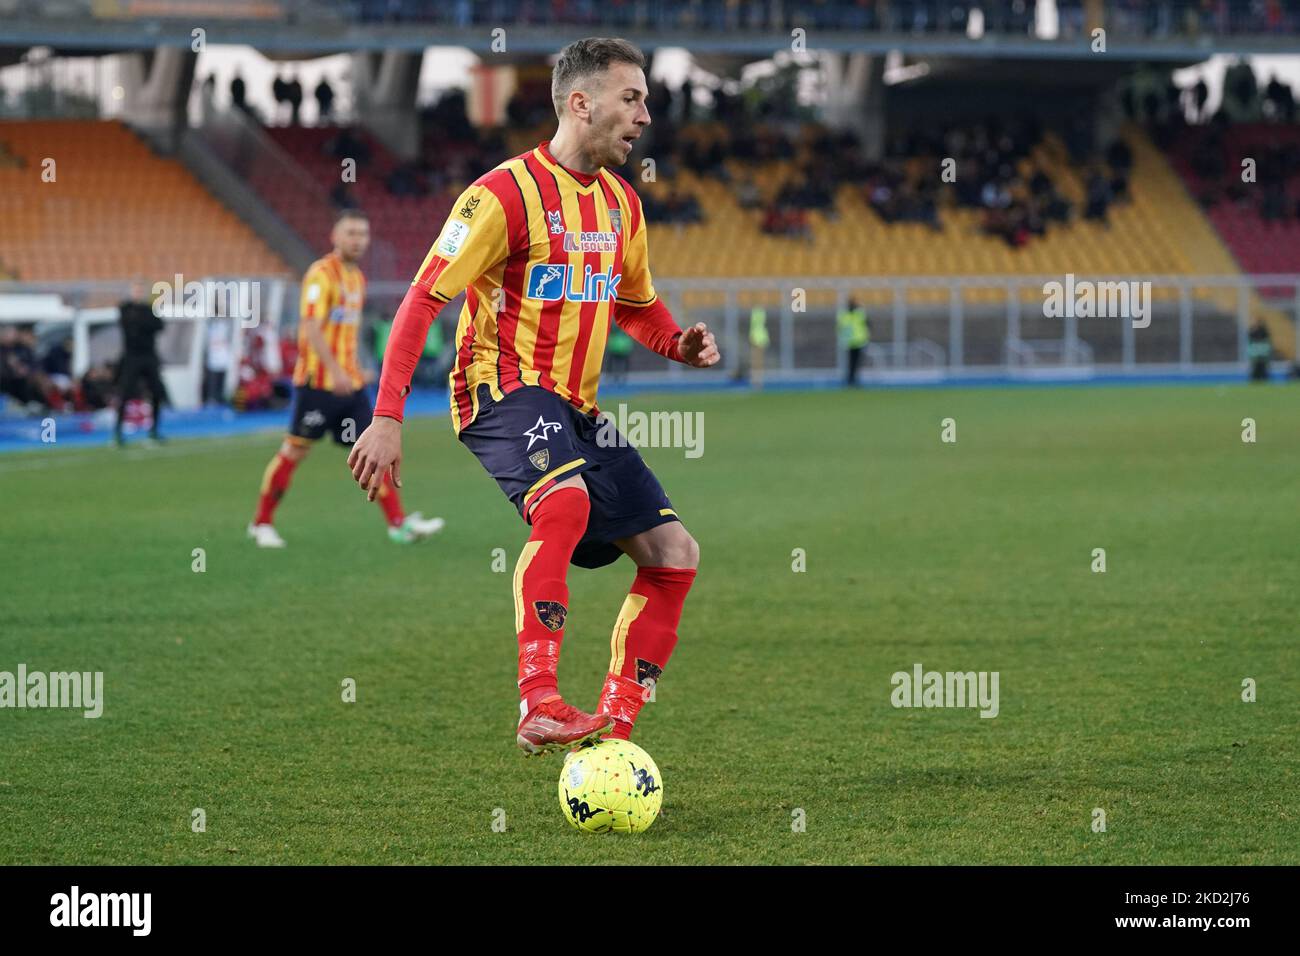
[4,274,1297,405]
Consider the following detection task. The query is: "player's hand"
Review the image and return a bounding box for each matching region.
[331,377,354,397]
[348,416,403,501]
[677,322,720,368]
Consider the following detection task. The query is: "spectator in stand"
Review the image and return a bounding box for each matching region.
[327,126,370,163]
[1192,78,1209,122]
[315,77,335,124]
[1224,58,1259,120]
[331,180,360,211]
[1265,74,1296,123]
[386,161,429,198]
[272,72,288,123]
[286,73,304,126]
[1106,138,1134,203]
[231,72,248,113]
[734,174,761,210]
[1084,169,1113,224]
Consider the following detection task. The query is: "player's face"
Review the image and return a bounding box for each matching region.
[588,62,650,168]
[333,218,370,262]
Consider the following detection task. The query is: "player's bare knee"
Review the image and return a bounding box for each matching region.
[675,529,700,569]
[658,525,698,569]
[280,439,309,462]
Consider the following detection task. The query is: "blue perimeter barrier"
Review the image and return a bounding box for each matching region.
[0,372,1284,454]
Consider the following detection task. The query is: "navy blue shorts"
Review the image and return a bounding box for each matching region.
[288,386,373,446]
[458,384,679,569]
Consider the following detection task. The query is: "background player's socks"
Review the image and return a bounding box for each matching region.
[375,471,404,526]
[515,487,590,713]
[254,451,300,525]
[598,566,697,738]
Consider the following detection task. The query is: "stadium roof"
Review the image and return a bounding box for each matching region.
[1,21,1296,61]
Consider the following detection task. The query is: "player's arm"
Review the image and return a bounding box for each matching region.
[348,183,511,500]
[613,191,719,368]
[300,267,351,394]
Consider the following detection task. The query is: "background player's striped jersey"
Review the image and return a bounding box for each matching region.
[412,141,657,432]
[293,252,367,391]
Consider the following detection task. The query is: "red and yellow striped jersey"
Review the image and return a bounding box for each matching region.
[412,141,657,432]
[293,252,366,391]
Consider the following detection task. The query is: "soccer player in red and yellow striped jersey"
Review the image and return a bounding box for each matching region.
[249,210,444,549]
[348,38,720,756]
[293,234,366,393]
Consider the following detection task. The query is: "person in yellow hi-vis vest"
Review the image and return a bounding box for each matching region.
[838,297,869,387]
[749,305,770,389]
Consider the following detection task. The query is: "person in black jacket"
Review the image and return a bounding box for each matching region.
[114,282,169,446]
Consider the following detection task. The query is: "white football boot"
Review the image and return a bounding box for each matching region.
[388,511,446,544]
[247,523,287,548]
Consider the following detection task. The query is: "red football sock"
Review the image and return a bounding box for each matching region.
[515,487,590,714]
[254,451,299,525]
[375,471,404,527]
[599,566,697,739]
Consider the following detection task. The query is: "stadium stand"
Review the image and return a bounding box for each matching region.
[0,120,290,282]
[638,123,1239,287]
[1166,121,1300,277]
[257,125,455,281]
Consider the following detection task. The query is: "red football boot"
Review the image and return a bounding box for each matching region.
[516,695,613,757]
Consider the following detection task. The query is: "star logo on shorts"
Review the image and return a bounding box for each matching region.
[523,415,562,450]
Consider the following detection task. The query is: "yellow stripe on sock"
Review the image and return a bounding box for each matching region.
[609,593,648,675]
[513,540,543,635]
[259,453,283,495]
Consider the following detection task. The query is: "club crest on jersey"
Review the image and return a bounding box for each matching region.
[547,210,565,235]
[525,263,622,303]
[562,231,617,253]
[459,195,480,219]
[534,601,567,632]
[523,414,562,450]
[529,448,550,471]
[609,208,622,235]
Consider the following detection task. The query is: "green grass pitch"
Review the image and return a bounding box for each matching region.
[1,383,1296,864]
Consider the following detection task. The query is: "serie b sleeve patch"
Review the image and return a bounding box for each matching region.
[436,220,471,258]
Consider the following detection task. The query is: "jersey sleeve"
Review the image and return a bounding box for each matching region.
[413,183,513,302]
[299,263,335,322]
[615,187,657,308]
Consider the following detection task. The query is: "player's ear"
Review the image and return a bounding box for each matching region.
[569,88,590,121]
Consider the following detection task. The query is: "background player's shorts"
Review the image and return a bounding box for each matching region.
[458,383,680,569]
[288,386,373,446]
